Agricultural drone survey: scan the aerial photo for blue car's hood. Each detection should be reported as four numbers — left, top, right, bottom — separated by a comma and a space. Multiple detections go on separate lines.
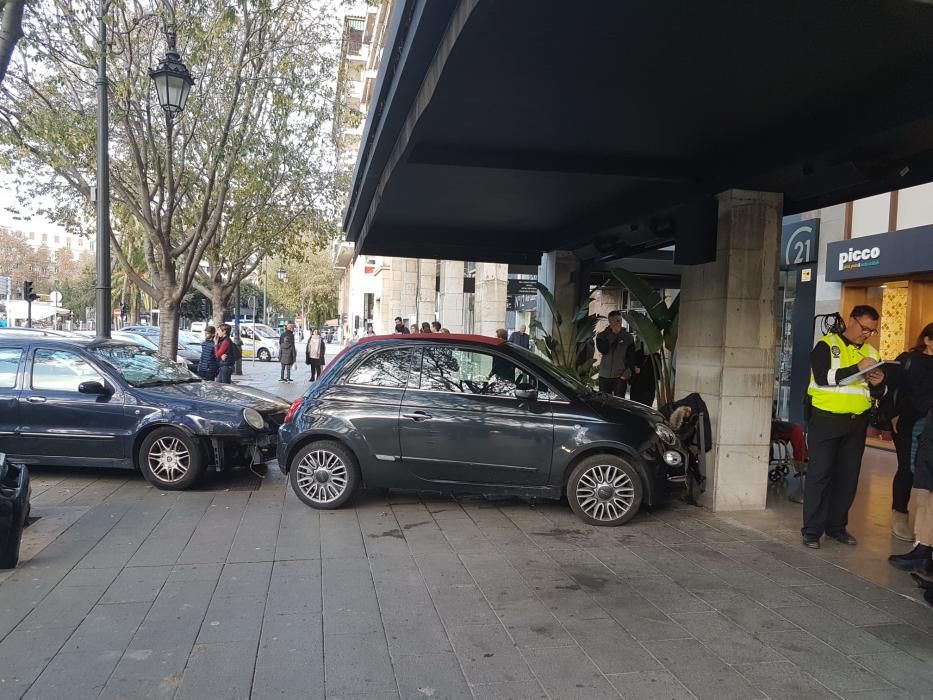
137, 381, 290, 414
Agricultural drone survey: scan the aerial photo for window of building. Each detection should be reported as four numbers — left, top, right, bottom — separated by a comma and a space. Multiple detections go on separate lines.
345, 348, 412, 388
0, 348, 22, 388
31, 349, 104, 392
41, 233, 47, 242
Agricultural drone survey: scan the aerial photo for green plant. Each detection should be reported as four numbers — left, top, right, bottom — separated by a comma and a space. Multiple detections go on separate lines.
610, 268, 680, 408
530, 282, 601, 384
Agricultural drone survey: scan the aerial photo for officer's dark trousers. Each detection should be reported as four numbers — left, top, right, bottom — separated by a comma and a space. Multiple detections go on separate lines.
802, 408, 870, 538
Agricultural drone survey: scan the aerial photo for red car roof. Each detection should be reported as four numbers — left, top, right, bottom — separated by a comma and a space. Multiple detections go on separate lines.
356, 333, 506, 347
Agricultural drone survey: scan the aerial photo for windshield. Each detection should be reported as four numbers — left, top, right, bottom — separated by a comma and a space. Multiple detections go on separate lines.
507, 344, 591, 395
179, 331, 201, 345
115, 333, 158, 352
251, 324, 278, 339
91, 344, 198, 387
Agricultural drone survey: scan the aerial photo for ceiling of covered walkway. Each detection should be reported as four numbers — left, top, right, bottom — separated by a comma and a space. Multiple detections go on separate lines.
344, 0, 933, 265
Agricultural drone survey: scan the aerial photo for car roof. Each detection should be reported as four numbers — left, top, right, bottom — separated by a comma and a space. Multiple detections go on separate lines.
356, 333, 506, 347
0, 334, 140, 349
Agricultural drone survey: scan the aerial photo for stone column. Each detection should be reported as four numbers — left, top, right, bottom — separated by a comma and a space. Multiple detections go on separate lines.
676, 190, 782, 511
398, 257, 420, 328
474, 262, 508, 337
536, 251, 580, 337
415, 258, 437, 328
438, 260, 465, 333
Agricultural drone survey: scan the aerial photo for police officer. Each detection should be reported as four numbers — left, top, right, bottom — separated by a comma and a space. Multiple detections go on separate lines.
802, 305, 886, 549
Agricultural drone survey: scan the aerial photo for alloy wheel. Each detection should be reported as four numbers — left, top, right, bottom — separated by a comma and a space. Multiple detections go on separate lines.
148, 436, 191, 484
574, 463, 636, 523
295, 449, 349, 504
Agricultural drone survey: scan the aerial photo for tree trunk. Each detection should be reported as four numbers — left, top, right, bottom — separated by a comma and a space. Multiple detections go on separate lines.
209, 283, 230, 327
158, 299, 180, 359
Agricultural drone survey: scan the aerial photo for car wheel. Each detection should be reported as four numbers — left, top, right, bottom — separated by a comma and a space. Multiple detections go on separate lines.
289, 441, 359, 510
258, 348, 271, 362
566, 455, 643, 526
138, 427, 203, 490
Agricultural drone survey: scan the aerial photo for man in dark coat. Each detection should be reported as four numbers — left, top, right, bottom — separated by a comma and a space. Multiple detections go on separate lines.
196, 325, 220, 380
279, 323, 297, 382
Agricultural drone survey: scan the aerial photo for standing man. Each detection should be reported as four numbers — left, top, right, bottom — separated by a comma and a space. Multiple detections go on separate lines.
278, 323, 296, 382
595, 310, 634, 397
197, 325, 220, 381
394, 316, 410, 334
509, 324, 531, 349
802, 305, 885, 549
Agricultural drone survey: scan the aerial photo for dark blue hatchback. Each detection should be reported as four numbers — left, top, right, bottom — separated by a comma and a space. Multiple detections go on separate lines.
0, 336, 290, 489
278, 334, 686, 526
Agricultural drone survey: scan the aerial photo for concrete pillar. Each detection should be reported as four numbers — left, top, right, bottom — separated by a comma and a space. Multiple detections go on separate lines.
398, 257, 420, 329
676, 190, 782, 511
415, 258, 436, 328
438, 260, 465, 332
536, 251, 580, 337
474, 262, 508, 337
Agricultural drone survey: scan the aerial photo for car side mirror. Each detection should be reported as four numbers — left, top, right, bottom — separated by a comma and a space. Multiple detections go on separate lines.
78, 381, 109, 395
514, 388, 537, 401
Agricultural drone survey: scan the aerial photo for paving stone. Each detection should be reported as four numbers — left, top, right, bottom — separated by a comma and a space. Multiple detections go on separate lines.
62, 601, 150, 653
447, 624, 533, 685
862, 622, 933, 663
57, 566, 122, 589
605, 669, 695, 700
642, 638, 765, 700
324, 632, 396, 697
98, 646, 189, 700
627, 576, 713, 614
265, 560, 322, 616
469, 680, 548, 699
431, 583, 497, 626
671, 611, 783, 664
851, 650, 933, 697
100, 566, 172, 604
131, 580, 216, 649
175, 641, 256, 700
0, 627, 73, 697
126, 494, 213, 567
561, 616, 660, 675
214, 562, 273, 598
704, 593, 797, 635
775, 605, 896, 655
383, 607, 453, 656
176, 493, 250, 565
759, 630, 890, 693
393, 652, 471, 699
252, 611, 324, 698
707, 541, 821, 586
15, 585, 104, 634
196, 595, 265, 645
166, 563, 223, 583
793, 585, 899, 626
493, 598, 572, 648
732, 661, 837, 700
415, 553, 475, 588
320, 509, 366, 559
23, 649, 122, 700
589, 583, 689, 642
523, 645, 621, 698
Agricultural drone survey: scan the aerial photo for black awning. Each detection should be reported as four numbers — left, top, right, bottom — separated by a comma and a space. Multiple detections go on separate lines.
345, 0, 933, 264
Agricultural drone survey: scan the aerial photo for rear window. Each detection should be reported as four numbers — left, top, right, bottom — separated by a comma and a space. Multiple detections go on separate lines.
345, 348, 412, 388
0, 348, 21, 388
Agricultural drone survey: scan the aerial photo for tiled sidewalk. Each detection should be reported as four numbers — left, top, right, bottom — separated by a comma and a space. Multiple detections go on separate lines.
2, 464, 933, 699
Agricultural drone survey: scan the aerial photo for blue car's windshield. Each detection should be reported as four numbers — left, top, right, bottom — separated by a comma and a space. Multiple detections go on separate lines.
91, 344, 197, 387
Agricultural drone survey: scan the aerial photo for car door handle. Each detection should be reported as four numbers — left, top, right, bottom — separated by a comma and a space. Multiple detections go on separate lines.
402, 411, 432, 422
26, 396, 46, 403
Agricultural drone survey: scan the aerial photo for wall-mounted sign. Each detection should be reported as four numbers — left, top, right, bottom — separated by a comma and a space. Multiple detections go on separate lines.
801, 268, 812, 282
825, 224, 933, 282
780, 219, 820, 269
507, 279, 538, 296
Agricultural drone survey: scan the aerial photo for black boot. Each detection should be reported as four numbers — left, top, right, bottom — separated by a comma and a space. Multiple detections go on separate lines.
888, 544, 933, 571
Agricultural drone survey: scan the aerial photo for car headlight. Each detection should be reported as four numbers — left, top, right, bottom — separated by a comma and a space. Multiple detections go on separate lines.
243, 408, 265, 431
655, 423, 677, 446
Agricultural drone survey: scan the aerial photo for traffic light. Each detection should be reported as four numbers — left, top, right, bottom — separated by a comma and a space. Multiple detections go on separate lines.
23, 281, 38, 302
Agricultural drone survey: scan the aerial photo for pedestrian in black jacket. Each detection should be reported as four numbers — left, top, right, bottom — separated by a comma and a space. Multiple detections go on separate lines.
196, 326, 220, 380
279, 323, 297, 382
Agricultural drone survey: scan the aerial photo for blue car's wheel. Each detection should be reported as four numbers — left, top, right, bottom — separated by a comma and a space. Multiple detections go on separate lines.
139, 427, 203, 490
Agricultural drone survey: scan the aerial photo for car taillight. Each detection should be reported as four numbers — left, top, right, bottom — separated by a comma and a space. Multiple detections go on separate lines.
284, 398, 304, 425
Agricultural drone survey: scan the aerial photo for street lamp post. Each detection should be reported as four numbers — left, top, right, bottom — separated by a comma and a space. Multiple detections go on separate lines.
95, 0, 111, 340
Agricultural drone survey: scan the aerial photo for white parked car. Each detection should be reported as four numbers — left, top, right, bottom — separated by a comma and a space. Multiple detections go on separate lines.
227, 322, 280, 362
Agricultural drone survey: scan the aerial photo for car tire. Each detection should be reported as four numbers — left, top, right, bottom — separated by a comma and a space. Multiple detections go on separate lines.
289, 441, 359, 510
566, 454, 643, 527
258, 348, 271, 362
138, 427, 204, 490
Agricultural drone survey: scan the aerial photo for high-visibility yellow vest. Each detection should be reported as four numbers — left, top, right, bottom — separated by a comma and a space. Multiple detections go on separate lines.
807, 333, 879, 415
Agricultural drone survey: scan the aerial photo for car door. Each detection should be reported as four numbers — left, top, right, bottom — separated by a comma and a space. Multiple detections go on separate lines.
239, 327, 256, 358
321, 346, 413, 483
399, 346, 554, 486
0, 346, 25, 454
15, 346, 132, 464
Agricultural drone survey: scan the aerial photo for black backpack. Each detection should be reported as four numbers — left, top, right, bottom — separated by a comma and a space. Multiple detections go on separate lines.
228, 340, 242, 363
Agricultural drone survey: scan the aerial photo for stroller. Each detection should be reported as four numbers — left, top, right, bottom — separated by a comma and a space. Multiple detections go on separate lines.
769, 420, 809, 503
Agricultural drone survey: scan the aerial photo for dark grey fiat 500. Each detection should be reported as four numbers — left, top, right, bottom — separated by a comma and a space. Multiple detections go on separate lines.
278, 334, 686, 526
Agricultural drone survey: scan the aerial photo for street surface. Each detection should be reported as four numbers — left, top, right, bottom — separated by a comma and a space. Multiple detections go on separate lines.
1, 360, 933, 699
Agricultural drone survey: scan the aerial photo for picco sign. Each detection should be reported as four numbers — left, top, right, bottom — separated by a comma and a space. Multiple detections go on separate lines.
826, 224, 933, 282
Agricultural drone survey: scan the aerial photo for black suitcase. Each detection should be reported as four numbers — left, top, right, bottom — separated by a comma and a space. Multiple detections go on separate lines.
0, 453, 30, 569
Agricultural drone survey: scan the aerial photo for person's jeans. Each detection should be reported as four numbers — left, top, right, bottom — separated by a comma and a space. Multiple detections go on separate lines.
310, 358, 322, 381
216, 366, 233, 384
280, 363, 292, 381
893, 417, 916, 513
598, 376, 627, 397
